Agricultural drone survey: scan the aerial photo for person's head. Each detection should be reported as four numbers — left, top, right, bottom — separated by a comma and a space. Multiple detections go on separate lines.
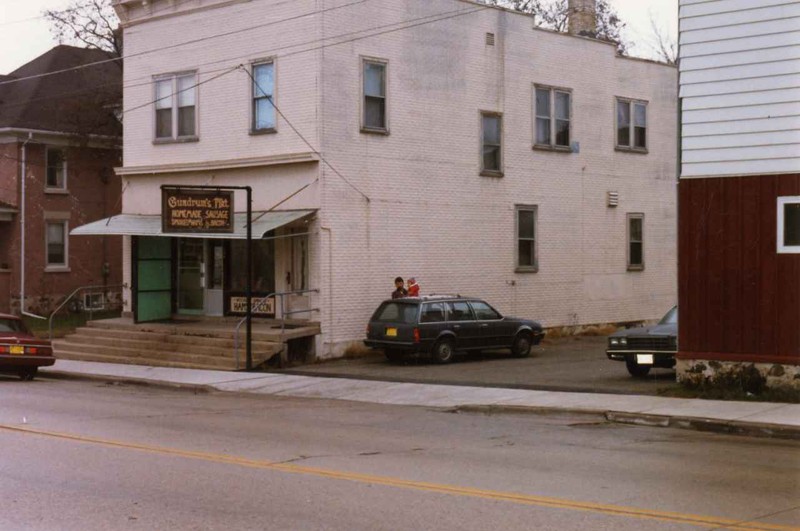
407, 277, 416, 286
394, 277, 404, 288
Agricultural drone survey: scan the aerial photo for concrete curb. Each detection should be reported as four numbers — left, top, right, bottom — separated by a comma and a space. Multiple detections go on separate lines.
40, 368, 800, 441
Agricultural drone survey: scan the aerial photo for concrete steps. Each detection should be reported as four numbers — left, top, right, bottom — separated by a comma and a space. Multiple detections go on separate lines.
53, 320, 293, 370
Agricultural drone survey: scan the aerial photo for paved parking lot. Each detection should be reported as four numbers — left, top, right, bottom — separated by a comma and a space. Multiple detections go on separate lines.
282, 336, 680, 396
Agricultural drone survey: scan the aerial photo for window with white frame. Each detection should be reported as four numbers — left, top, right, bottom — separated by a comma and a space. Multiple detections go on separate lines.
627, 213, 644, 270
778, 196, 800, 254
252, 61, 275, 132
84, 292, 105, 310
154, 73, 197, 140
616, 98, 647, 151
362, 59, 387, 132
481, 112, 502, 175
535, 86, 571, 148
516, 205, 537, 271
45, 148, 67, 190
46, 221, 67, 268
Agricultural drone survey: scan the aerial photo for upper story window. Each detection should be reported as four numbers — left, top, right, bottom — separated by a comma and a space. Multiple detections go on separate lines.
516, 205, 537, 272
362, 58, 387, 133
616, 98, 647, 152
154, 73, 197, 141
778, 197, 800, 254
252, 61, 275, 133
45, 148, 67, 191
535, 86, 571, 150
481, 112, 502, 176
627, 213, 644, 270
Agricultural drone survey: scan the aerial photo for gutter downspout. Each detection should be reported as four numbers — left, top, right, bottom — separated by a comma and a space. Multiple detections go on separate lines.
320, 225, 333, 357
20, 133, 46, 320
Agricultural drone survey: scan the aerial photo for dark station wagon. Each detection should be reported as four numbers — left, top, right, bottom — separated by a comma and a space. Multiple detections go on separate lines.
365, 296, 545, 363
0, 313, 56, 381
606, 306, 678, 377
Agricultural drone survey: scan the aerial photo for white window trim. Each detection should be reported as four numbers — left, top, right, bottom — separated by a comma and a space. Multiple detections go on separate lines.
360, 56, 389, 134
777, 196, 800, 254
250, 59, 277, 134
153, 71, 199, 143
45, 220, 69, 272
627, 212, 645, 271
515, 204, 538, 273
533, 84, 572, 151
84, 292, 105, 310
45, 147, 68, 193
480, 111, 503, 177
615, 97, 648, 153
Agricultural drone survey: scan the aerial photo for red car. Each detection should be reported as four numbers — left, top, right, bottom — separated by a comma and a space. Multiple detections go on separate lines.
0, 313, 55, 381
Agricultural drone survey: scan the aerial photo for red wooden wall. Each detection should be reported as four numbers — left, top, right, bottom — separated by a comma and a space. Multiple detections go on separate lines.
678, 173, 800, 364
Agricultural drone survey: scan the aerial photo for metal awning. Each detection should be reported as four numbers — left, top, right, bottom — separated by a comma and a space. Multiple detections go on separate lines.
70, 210, 316, 239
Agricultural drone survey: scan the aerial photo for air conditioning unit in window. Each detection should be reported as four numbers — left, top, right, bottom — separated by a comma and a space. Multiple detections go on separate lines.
84, 292, 105, 311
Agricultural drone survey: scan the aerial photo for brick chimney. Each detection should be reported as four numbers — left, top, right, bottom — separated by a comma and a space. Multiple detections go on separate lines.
568, 0, 597, 37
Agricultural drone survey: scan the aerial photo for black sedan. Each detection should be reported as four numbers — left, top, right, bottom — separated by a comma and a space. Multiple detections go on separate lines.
365, 295, 544, 363
606, 306, 678, 377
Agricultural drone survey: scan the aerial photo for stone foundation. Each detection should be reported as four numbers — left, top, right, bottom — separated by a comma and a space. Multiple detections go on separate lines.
677, 359, 800, 391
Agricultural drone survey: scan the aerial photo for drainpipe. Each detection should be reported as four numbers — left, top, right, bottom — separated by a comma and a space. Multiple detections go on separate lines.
19, 133, 46, 320
320, 225, 333, 357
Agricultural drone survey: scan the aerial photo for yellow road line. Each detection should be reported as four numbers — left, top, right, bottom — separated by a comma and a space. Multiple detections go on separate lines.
1, 423, 796, 531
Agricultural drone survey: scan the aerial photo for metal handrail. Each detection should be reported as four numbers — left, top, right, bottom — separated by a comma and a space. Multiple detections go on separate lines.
48, 284, 124, 340
233, 288, 320, 369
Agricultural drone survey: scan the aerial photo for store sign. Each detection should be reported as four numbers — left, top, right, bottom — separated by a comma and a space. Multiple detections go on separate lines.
230, 296, 275, 316
162, 188, 234, 233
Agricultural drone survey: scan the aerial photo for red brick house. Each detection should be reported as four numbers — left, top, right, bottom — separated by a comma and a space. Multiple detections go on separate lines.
0, 45, 122, 316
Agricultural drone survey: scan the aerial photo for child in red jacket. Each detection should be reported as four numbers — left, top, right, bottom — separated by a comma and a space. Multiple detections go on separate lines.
407, 277, 420, 297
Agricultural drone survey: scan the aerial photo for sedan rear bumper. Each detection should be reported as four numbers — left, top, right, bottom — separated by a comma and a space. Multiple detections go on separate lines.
0, 355, 56, 368
606, 350, 676, 367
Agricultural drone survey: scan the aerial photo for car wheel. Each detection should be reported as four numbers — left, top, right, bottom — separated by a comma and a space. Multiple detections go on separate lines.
19, 368, 37, 381
511, 332, 533, 358
626, 358, 651, 378
384, 349, 405, 363
431, 338, 455, 364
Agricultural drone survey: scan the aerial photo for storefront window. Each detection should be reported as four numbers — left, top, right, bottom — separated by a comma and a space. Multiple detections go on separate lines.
229, 238, 275, 293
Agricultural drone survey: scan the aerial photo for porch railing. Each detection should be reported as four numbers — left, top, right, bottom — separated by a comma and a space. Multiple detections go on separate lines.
233, 288, 320, 370
48, 284, 124, 341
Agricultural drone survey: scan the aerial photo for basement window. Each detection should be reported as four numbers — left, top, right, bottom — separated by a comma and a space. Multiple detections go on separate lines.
778, 196, 800, 254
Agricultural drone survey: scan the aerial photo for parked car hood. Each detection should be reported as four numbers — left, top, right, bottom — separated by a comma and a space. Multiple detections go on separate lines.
610, 323, 677, 338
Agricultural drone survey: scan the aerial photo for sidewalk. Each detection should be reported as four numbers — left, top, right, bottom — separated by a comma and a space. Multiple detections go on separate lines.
40, 360, 800, 440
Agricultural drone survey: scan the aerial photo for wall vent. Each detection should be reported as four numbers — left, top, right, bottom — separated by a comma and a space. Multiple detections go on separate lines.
486, 32, 495, 46
607, 191, 619, 208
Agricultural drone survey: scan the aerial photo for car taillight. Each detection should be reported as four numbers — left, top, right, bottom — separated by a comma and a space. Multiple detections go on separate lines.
0, 345, 7, 353
413, 328, 420, 343
26, 347, 38, 355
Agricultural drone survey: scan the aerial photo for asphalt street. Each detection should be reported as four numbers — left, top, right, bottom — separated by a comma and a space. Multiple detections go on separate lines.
1, 378, 798, 530
285, 336, 681, 395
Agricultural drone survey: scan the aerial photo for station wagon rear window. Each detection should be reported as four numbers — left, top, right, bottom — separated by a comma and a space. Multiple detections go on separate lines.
420, 302, 446, 323
0, 318, 29, 334
372, 302, 418, 324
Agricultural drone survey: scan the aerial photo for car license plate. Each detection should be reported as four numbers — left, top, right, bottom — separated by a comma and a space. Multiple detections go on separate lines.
9, 345, 24, 355
385, 328, 397, 337
637, 354, 654, 365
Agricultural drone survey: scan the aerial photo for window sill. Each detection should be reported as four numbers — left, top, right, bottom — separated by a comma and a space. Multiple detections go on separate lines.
153, 136, 199, 145
627, 265, 645, 272
615, 146, 648, 155
360, 127, 389, 136
480, 170, 504, 178
532, 144, 571, 153
249, 128, 277, 136
45, 266, 71, 273
515, 266, 539, 274
44, 188, 69, 195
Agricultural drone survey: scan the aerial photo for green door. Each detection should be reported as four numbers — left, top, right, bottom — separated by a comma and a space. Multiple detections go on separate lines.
135, 236, 173, 323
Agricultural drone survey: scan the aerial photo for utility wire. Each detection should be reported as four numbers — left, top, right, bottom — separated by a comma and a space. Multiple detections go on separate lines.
0, 0, 369, 87
0, 5, 488, 111
243, 67, 370, 203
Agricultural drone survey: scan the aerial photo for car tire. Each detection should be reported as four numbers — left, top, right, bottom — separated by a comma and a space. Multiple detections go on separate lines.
384, 349, 405, 363
626, 358, 651, 378
19, 368, 37, 381
511, 332, 533, 358
431, 338, 455, 364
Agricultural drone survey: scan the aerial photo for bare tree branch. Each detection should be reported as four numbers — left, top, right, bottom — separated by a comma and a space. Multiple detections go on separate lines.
648, 13, 678, 65
43, 0, 121, 57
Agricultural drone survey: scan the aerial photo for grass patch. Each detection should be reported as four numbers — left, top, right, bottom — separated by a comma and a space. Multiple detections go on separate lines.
23, 310, 122, 339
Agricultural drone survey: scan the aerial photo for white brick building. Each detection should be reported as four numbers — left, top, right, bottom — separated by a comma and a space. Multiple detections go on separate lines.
83, 0, 678, 358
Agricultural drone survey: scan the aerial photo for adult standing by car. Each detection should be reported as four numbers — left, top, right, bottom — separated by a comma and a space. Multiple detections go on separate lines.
391, 277, 408, 299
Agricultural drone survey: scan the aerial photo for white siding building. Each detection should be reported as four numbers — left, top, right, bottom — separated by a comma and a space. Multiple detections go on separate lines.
678, 0, 800, 384
93, 0, 677, 359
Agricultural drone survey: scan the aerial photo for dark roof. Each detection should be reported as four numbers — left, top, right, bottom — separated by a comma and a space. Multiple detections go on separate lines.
0, 45, 121, 137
